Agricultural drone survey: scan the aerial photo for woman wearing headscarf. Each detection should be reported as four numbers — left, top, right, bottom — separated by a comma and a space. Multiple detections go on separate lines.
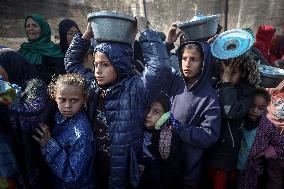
18, 13, 65, 83
58, 18, 81, 55
0, 48, 51, 189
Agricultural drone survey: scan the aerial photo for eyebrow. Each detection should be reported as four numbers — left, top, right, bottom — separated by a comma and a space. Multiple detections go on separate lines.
153, 108, 162, 112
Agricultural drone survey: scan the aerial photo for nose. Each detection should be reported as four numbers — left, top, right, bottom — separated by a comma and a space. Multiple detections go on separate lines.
184, 59, 191, 68
95, 64, 103, 74
65, 101, 71, 109
252, 107, 259, 114
146, 111, 152, 118
26, 25, 33, 31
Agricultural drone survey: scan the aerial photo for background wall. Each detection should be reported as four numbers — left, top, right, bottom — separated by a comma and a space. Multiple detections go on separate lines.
1, 0, 284, 49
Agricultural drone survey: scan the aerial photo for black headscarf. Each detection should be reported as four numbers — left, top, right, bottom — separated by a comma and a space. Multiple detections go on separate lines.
0, 48, 37, 87
59, 19, 81, 54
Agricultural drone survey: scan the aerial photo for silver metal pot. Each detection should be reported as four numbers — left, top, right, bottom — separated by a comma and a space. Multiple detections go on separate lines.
259, 65, 284, 88
87, 11, 136, 45
177, 14, 220, 41
261, 76, 283, 88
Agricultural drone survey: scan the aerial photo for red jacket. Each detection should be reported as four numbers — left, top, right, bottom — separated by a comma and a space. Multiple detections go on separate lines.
253, 25, 275, 62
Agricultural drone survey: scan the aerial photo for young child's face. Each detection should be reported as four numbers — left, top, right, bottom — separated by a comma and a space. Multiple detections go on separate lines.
230, 67, 242, 85
94, 52, 118, 86
219, 65, 242, 85
181, 48, 203, 81
145, 101, 165, 129
248, 95, 268, 121
55, 85, 86, 118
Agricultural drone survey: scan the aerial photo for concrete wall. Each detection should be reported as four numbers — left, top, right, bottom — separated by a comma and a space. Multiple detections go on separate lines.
1, 0, 283, 48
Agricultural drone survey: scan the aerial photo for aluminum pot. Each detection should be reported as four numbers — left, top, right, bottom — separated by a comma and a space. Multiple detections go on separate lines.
260, 76, 283, 88
259, 65, 284, 88
177, 14, 220, 41
87, 11, 136, 45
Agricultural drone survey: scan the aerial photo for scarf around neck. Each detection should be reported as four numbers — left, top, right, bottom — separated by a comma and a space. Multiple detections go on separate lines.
18, 14, 63, 64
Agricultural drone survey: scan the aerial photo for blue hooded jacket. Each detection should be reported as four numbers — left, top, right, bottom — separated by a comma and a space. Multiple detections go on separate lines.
64, 30, 169, 189
41, 111, 95, 189
164, 41, 221, 185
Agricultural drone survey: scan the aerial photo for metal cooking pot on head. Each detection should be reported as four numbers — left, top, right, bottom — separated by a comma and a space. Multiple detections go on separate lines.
87, 11, 137, 46
177, 14, 220, 41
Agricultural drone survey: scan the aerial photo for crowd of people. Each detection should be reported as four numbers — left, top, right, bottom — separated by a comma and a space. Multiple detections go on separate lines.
0, 12, 284, 189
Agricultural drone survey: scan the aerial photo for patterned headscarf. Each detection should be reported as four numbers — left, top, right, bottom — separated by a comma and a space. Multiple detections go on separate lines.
266, 80, 284, 128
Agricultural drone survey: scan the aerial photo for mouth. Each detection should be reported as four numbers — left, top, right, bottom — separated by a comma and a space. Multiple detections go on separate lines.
96, 77, 104, 81
249, 114, 258, 120
183, 70, 192, 74
144, 119, 152, 124
28, 32, 38, 35
63, 111, 73, 115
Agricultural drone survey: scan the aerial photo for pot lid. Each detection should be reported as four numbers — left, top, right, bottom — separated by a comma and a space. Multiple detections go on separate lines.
211, 29, 255, 60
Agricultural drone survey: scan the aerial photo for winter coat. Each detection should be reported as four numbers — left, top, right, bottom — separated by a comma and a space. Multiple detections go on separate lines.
8, 79, 50, 188
0, 132, 18, 178
164, 41, 222, 185
204, 81, 253, 171
140, 114, 183, 189
239, 114, 284, 189
64, 30, 169, 189
41, 111, 95, 189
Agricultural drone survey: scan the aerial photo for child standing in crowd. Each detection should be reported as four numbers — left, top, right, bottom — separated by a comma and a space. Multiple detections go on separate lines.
203, 53, 261, 189
164, 24, 222, 188
238, 80, 284, 189
237, 88, 270, 188
65, 17, 168, 189
33, 73, 95, 189
140, 92, 182, 189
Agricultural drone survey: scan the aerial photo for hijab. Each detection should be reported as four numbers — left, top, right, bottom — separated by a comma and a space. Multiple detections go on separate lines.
18, 14, 63, 65
59, 18, 81, 54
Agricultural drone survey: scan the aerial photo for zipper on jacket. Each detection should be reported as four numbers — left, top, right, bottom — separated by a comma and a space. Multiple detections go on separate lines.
227, 121, 235, 148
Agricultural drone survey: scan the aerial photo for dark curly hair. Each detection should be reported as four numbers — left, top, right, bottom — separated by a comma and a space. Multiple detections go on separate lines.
253, 88, 271, 104
48, 73, 88, 100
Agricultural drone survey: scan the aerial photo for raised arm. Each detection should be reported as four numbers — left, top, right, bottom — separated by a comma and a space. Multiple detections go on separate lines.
218, 60, 253, 119
137, 17, 170, 102
64, 23, 95, 86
